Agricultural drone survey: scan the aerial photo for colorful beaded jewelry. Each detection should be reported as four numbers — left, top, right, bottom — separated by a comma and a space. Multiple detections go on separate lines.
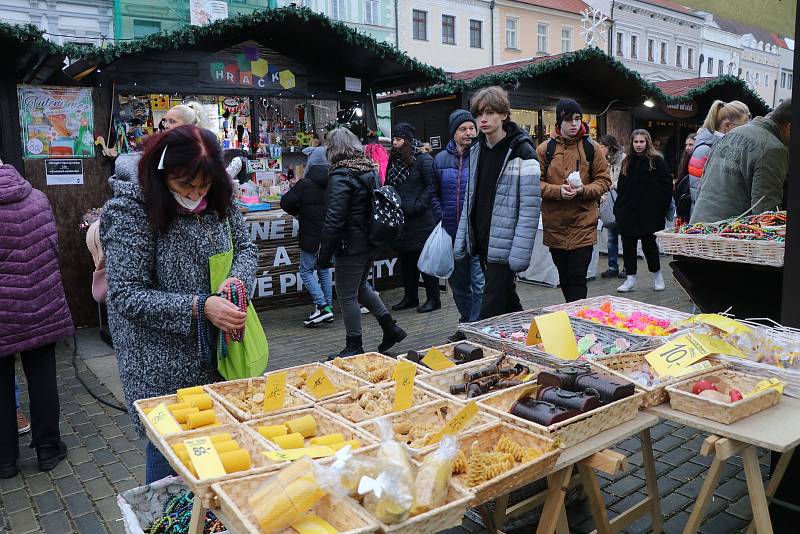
217, 279, 248, 360
196, 293, 213, 366
146, 489, 225, 534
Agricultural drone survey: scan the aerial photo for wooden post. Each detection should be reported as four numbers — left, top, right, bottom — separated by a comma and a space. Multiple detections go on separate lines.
188, 494, 206, 534
536, 466, 573, 534
640, 429, 665, 534
742, 446, 773, 534
684, 454, 725, 533
747, 448, 796, 534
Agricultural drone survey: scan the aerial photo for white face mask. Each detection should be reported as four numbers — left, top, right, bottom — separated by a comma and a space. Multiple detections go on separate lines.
171, 191, 206, 211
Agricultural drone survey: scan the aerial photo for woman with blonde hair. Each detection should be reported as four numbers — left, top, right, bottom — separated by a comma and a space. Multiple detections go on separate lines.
164, 101, 208, 130
613, 129, 672, 293
686, 100, 750, 215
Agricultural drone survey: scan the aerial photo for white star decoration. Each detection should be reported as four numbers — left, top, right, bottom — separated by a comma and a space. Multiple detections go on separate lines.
580, 7, 609, 50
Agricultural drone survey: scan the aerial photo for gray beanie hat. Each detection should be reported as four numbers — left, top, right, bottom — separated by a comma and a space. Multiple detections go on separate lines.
303, 146, 328, 167
449, 109, 476, 137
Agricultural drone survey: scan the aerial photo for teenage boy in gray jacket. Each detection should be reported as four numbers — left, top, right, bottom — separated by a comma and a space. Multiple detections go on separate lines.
454, 86, 541, 319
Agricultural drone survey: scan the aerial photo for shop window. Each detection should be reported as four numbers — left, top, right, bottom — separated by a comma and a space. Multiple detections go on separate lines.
687, 48, 693, 70
676, 45, 682, 67
506, 18, 519, 50
537, 23, 548, 54
470, 19, 482, 48
630, 35, 637, 59
660, 42, 667, 64
707, 57, 714, 74
133, 19, 161, 39
647, 39, 654, 62
442, 15, 455, 45
413, 9, 427, 41
616, 32, 623, 56
329, 0, 342, 20
561, 27, 571, 53
364, 0, 378, 25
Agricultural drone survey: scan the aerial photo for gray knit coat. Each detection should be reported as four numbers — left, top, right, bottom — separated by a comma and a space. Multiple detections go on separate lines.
100, 176, 257, 435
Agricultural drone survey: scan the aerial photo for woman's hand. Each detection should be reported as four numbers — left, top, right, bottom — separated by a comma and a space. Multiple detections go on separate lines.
204, 296, 247, 332
216, 277, 244, 297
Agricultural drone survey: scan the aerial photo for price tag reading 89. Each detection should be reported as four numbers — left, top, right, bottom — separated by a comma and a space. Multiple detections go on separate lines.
183, 436, 225, 480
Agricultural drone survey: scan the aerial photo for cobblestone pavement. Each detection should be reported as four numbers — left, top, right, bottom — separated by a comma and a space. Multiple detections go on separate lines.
1, 260, 767, 533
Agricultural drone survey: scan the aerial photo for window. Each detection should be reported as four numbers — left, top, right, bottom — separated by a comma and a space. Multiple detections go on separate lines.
506, 18, 518, 50
687, 48, 693, 70
616, 32, 623, 56
561, 27, 572, 53
329, 0, 342, 20
648, 39, 654, 62
412, 10, 427, 40
630, 35, 637, 59
765, 74, 769, 87
782, 72, 787, 88
441, 15, 455, 45
754, 72, 760, 85
133, 19, 161, 38
789, 73, 793, 86
745, 70, 751, 82
676, 45, 682, 67
660, 42, 667, 64
707, 57, 714, 74
470, 19, 482, 48
364, 0, 378, 25
719, 59, 724, 76
537, 23, 548, 54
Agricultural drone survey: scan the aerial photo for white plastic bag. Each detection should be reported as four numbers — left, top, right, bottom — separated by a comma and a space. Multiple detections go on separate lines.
417, 222, 454, 278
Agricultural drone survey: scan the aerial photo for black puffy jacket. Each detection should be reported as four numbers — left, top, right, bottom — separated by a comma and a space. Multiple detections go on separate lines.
280, 165, 329, 253
318, 166, 380, 262
614, 155, 673, 236
386, 152, 436, 252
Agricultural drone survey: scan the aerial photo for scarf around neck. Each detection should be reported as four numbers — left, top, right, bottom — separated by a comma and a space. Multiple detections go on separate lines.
330, 154, 375, 174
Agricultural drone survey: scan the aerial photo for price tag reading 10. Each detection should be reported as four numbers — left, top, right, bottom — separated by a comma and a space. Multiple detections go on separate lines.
183, 436, 225, 480
645, 334, 708, 377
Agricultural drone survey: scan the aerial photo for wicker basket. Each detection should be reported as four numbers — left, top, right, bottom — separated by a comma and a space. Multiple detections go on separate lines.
656, 229, 784, 267
205, 378, 313, 421
666, 369, 782, 424
358, 398, 498, 457
442, 422, 560, 506
134, 393, 238, 445
212, 471, 379, 534
244, 407, 378, 451
377, 479, 472, 534
416, 355, 549, 403
276, 363, 371, 402
478, 384, 644, 447
397, 342, 502, 374
320, 382, 442, 424
160, 423, 285, 507
542, 295, 692, 340
325, 352, 400, 385
590, 351, 727, 407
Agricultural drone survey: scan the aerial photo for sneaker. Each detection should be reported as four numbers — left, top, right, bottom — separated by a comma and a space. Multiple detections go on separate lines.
617, 276, 637, 293
601, 268, 619, 279
360, 306, 369, 315
323, 306, 335, 323
654, 271, 665, 291
304, 305, 334, 327
17, 411, 30, 435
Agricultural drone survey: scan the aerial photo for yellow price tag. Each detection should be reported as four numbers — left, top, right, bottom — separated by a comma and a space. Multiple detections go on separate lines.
184, 436, 225, 480
645, 333, 742, 377
261, 446, 337, 461
393, 360, 417, 412
263, 372, 287, 412
146, 403, 182, 435
305, 368, 338, 399
526, 319, 543, 346
670, 359, 714, 378
426, 401, 479, 445
421, 348, 456, 371
693, 314, 754, 335
291, 513, 339, 534
535, 311, 578, 360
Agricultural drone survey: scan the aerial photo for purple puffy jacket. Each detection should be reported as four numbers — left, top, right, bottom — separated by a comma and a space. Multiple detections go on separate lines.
0, 164, 74, 357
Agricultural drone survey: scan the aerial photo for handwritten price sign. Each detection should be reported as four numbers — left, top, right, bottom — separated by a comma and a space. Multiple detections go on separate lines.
263, 372, 287, 412
645, 333, 742, 377
146, 403, 182, 435
393, 360, 416, 412
306, 368, 337, 399
183, 436, 225, 479
426, 401, 478, 445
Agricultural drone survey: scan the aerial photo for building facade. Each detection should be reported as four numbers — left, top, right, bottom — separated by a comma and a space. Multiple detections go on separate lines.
396, 0, 492, 72
697, 12, 741, 79
775, 41, 793, 106
494, 0, 589, 65
0, 0, 113, 47
278, 0, 396, 43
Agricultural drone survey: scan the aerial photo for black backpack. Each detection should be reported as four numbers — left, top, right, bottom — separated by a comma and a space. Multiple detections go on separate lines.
356, 171, 404, 247
541, 137, 595, 178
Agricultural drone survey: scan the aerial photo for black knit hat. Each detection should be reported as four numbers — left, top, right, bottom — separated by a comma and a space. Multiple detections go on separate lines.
448, 109, 476, 137
392, 122, 415, 142
555, 98, 583, 124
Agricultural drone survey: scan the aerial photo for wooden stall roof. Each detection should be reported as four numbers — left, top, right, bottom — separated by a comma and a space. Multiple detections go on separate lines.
0, 22, 74, 84
654, 76, 771, 116
64, 6, 446, 92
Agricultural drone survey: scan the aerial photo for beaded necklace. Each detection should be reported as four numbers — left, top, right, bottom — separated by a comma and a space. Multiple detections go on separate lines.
196, 294, 213, 365
147, 490, 225, 534
217, 279, 248, 360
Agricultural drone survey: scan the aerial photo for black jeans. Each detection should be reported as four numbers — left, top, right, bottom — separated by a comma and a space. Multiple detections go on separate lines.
398, 250, 440, 303
334, 252, 389, 337
478, 260, 523, 320
0, 343, 61, 464
550, 246, 594, 302
622, 234, 660, 275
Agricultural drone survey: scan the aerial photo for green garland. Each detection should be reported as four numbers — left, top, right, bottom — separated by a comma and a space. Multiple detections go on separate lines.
0, 21, 93, 62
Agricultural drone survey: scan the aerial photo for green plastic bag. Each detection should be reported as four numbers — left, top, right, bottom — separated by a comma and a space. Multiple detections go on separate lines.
208, 223, 268, 380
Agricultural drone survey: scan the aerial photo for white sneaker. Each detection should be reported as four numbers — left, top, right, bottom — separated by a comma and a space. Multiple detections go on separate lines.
654, 271, 665, 291
304, 305, 334, 327
360, 306, 369, 314
617, 276, 637, 293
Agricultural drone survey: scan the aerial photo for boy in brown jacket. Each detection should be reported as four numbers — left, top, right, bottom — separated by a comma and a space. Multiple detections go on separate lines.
537, 99, 611, 302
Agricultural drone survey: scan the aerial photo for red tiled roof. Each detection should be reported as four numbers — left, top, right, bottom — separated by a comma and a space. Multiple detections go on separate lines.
655, 77, 717, 96
511, 0, 590, 16
451, 53, 567, 81
637, 0, 699, 17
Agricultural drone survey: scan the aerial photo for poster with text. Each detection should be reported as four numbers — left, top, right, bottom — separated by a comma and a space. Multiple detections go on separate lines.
190, 0, 228, 26
17, 86, 95, 159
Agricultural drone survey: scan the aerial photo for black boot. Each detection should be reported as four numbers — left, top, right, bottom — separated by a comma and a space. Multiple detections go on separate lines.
391, 295, 419, 311
327, 335, 364, 360
37, 441, 67, 472
0, 461, 18, 479
417, 298, 441, 313
377, 314, 407, 353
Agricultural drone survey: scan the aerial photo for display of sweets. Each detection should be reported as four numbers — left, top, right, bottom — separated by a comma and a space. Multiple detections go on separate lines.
324, 388, 432, 423
677, 211, 786, 242
479, 325, 632, 359
453, 436, 544, 487
255, 414, 362, 451
686, 322, 800, 369
329, 355, 395, 384
170, 432, 252, 479
572, 301, 675, 336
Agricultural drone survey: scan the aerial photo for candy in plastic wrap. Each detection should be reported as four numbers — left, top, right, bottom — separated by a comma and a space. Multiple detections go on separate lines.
358, 465, 415, 524
412, 435, 458, 514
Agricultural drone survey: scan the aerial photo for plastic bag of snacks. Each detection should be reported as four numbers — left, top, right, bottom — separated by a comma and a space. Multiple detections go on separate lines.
374, 417, 415, 480
412, 435, 458, 514
327, 445, 383, 498
357, 464, 415, 524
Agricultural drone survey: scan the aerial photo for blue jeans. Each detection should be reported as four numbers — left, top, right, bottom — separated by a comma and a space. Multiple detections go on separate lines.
449, 255, 485, 323
15, 380, 19, 410
607, 229, 621, 271
145, 441, 176, 484
299, 250, 332, 307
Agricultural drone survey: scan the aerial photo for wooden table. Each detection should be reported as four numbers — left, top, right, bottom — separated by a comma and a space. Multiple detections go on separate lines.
648, 396, 800, 534
480, 412, 663, 534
